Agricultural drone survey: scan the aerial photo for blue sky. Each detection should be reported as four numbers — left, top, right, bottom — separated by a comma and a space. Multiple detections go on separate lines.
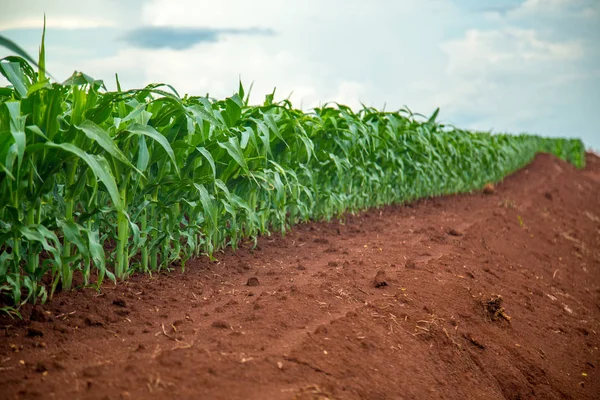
1, 0, 599, 150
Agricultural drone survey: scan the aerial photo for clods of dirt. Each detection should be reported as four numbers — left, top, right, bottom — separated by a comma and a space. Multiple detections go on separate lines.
447, 228, 463, 236
464, 333, 486, 350
26, 328, 43, 338
112, 299, 127, 308
483, 294, 512, 322
373, 270, 388, 288
237, 262, 252, 272
211, 320, 231, 329
51, 360, 66, 371
246, 277, 260, 286
483, 183, 495, 194
29, 306, 47, 322
83, 314, 105, 327
115, 309, 130, 317
35, 362, 48, 373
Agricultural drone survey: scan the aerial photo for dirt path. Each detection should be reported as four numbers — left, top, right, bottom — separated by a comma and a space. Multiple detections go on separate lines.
1, 153, 599, 400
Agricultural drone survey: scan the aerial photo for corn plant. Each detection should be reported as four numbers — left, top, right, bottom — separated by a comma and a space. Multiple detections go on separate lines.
0, 29, 586, 309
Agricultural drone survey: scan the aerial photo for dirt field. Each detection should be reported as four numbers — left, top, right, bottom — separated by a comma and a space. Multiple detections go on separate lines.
1, 153, 599, 400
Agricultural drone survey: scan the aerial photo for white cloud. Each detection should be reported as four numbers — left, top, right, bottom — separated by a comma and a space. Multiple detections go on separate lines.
442, 28, 583, 77
511, 0, 570, 14
433, 1, 598, 148
0, 17, 116, 30
124, 0, 456, 112
141, 0, 288, 29
333, 81, 368, 109
434, 48, 593, 145
508, 0, 600, 18
0, 0, 145, 30
580, 6, 598, 18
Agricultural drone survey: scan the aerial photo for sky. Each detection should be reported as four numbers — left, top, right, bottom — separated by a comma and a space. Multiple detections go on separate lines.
1, 0, 599, 150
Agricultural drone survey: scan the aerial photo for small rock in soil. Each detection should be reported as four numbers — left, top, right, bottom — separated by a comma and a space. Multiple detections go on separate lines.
373, 270, 388, 288
314, 325, 328, 334
447, 228, 463, 236
26, 328, 44, 338
464, 333, 485, 350
246, 277, 260, 286
328, 261, 338, 267
237, 262, 251, 272
297, 265, 306, 271
112, 299, 127, 308
29, 306, 47, 322
52, 360, 66, 371
34, 362, 48, 373
405, 259, 417, 269
82, 366, 103, 378
211, 320, 231, 329
84, 314, 104, 327
483, 183, 495, 194
115, 309, 130, 317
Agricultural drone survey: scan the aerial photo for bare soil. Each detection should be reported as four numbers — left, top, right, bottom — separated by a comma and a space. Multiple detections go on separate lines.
1, 153, 599, 400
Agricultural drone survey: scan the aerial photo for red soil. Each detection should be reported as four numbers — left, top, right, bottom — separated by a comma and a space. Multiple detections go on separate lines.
1, 153, 599, 400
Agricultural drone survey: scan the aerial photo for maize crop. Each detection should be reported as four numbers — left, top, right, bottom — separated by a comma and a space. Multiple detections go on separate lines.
0, 32, 586, 308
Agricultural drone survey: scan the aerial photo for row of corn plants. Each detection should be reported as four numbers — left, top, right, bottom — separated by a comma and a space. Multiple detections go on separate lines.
0, 35, 586, 309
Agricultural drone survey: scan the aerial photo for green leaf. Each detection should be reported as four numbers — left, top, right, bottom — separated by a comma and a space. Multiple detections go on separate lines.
127, 123, 180, 176
4, 101, 26, 175
19, 225, 61, 265
427, 107, 440, 126
77, 120, 133, 167
45, 142, 123, 211
62, 71, 104, 89
57, 219, 89, 258
223, 95, 242, 127
0, 62, 28, 98
196, 146, 216, 179
26, 79, 52, 97
194, 183, 217, 227
38, 15, 47, 83
238, 80, 245, 103
240, 127, 252, 149
87, 229, 112, 284
263, 113, 286, 143
136, 135, 150, 172
218, 136, 249, 173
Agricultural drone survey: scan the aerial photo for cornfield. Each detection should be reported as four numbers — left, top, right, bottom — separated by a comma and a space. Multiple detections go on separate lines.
0, 31, 585, 309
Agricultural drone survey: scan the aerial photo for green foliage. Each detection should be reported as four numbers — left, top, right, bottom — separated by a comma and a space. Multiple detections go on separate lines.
0, 32, 586, 306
